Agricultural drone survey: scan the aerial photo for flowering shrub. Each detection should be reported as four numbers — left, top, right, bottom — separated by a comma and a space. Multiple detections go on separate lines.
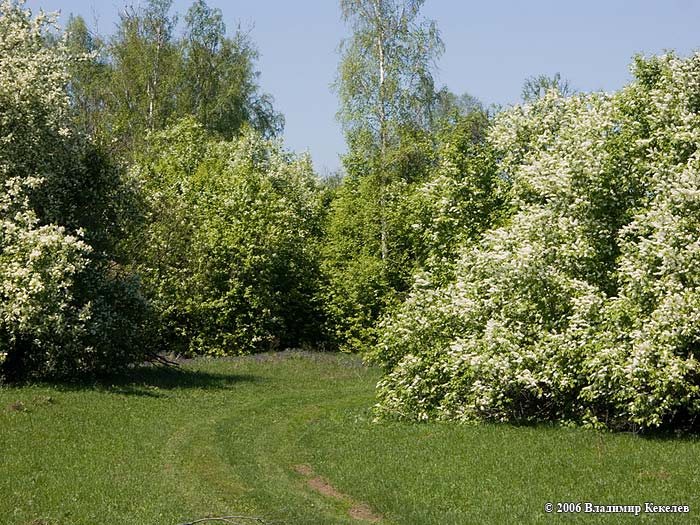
372, 53, 700, 431
0, 1, 147, 381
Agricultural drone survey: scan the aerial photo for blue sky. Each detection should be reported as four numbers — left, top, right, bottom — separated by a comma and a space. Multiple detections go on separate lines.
25, 0, 700, 174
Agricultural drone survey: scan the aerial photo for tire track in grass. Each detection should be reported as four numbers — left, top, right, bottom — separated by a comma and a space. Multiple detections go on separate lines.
212, 395, 346, 523
159, 355, 383, 524
159, 389, 346, 523
161, 402, 260, 521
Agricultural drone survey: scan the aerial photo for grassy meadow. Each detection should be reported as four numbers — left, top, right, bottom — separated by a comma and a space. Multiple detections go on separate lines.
1, 351, 699, 524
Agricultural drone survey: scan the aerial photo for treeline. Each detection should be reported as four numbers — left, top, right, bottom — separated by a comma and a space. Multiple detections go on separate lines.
66, 0, 283, 153
2, 0, 700, 432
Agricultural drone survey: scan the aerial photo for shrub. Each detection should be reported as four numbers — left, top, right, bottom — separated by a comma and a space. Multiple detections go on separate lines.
0, 1, 147, 381
321, 114, 502, 351
373, 54, 700, 431
133, 119, 325, 355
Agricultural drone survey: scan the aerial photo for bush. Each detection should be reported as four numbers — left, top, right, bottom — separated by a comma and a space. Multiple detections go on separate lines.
0, 1, 147, 381
372, 53, 700, 431
133, 119, 325, 355
321, 115, 501, 351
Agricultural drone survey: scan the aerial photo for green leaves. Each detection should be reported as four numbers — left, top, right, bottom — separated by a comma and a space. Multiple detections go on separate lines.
324, 0, 449, 351
335, 0, 443, 144
65, 0, 283, 157
0, 1, 147, 381
373, 53, 700, 432
133, 119, 325, 356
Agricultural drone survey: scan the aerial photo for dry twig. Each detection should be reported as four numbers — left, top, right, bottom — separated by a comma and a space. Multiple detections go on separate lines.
179, 516, 268, 525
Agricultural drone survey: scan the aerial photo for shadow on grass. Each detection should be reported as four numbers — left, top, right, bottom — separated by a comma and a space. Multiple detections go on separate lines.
43, 365, 261, 398
635, 425, 700, 442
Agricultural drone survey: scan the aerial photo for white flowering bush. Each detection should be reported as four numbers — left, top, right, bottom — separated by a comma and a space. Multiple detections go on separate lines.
0, 202, 92, 379
0, 1, 147, 381
134, 119, 325, 355
373, 53, 700, 431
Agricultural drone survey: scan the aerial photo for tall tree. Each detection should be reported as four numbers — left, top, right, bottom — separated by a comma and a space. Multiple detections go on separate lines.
65, 15, 110, 139
73, 0, 282, 154
323, 0, 442, 350
109, 0, 180, 154
181, 0, 283, 139
182, 0, 225, 129
521, 72, 573, 102
335, 0, 443, 260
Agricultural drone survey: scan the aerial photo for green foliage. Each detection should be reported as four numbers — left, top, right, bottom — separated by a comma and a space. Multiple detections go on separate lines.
181, 0, 283, 139
0, 1, 147, 381
372, 53, 700, 431
65, 14, 111, 139
65, 0, 283, 156
325, 0, 447, 351
321, 126, 432, 350
521, 72, 573, 102
320, 171, 394, 350
336, 0, 443, 142
322, 110, 503, 351
107, 0, 181, 153
133, 119, 324, 355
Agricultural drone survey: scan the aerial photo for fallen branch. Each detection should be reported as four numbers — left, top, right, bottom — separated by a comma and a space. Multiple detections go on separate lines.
146, 352, 181, 369
178, 516, 267, 525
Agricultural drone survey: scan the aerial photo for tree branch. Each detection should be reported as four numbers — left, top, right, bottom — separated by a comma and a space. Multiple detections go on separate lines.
178, 516, 269, 525
145, 351, 180, 368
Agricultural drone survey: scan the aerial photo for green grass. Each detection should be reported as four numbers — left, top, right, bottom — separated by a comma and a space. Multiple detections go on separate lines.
1, 351, 699, 524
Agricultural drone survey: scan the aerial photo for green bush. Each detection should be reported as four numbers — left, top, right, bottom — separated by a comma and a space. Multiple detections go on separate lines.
321, 115, 501, 351
0, 1, 147, 381
133, 119, 325, 355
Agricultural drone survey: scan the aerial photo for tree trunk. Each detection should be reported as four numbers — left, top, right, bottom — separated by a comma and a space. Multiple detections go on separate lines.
375, 0, 389, 263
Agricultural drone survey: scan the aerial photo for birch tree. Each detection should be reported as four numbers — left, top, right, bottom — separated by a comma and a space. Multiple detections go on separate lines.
109, 0, 179, 154
335, 0, 442, 260
324, 0, 443, 351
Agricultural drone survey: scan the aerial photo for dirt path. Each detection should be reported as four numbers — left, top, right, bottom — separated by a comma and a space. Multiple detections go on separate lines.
294, 464, 382, 523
